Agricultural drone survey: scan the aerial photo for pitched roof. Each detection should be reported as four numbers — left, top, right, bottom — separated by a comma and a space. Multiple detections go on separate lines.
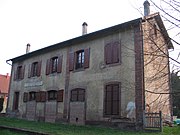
8, 17, 142, 63
0, 74, 10, 94
143, 12, 173, 49
7, 13, 173, 63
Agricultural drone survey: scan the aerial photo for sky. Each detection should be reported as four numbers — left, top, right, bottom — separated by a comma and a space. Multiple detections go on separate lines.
0, 0, 179, 75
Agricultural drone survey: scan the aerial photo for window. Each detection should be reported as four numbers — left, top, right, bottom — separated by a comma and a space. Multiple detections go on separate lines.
29, 92, 36, 101
13, 92, 19, 110
52, 57, 58, 73
17, 66, 22, 79
69, 48, 90, 71
76, 50, 84, 69
46, 55, 63, 75
48, 90, 57, 100
71, 89, 85, 102
32, 62, 38, 77
104, 83, 120, 115
14, 65, 25, 80
28, 61, 41, 77
104, 41, 120, 65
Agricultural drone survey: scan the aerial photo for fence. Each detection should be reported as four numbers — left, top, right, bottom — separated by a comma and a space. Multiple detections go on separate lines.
143, 111, 162, 132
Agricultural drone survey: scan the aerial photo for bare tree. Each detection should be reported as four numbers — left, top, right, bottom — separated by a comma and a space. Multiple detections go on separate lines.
149, 0, 180, 72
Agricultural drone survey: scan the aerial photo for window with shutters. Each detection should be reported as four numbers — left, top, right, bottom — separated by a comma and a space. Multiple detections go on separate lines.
29, 92, 36, 101
28, 61, 41, 78
104, 83, 120, 116
48, 90, 57, 100
46, 55, 62, 75
104, 41, 120, 65
14, 65, 25, 81
71, 89, 85, 102
69, 48, 90, 71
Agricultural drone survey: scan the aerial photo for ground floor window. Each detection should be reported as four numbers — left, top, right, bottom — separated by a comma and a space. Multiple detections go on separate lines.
48, 90, 57, 100
13, 92, 19, 110
71, 88, 85, 102
104, 83, 120, 115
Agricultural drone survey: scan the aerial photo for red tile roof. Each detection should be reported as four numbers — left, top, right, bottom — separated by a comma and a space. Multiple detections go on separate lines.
0, 74, 10, 94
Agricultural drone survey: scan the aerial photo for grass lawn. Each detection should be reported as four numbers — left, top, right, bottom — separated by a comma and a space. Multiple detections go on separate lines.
0, 117, 179, 135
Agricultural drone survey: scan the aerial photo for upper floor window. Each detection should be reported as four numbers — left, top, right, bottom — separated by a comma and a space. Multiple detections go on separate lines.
71, 88, 85, 102
52, 57, 58, 73
28, 61, 41, 78
14, 65, 25, 80
104, 41, 120, 65
76, 50, 84, 69
69, 48, 90, 71
46, 55, 63, 75
32, 62, 38, 77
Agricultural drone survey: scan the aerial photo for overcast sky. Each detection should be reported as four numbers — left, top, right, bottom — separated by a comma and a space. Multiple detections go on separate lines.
0, 0, 179, 75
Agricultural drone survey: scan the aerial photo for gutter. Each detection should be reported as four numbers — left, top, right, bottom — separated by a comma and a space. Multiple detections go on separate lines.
6, 59, 12, 66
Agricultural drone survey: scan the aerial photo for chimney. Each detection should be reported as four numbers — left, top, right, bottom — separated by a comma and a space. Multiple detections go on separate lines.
82, 22, 88, 35
26, 43, 30, 54
144, 0, 150, 16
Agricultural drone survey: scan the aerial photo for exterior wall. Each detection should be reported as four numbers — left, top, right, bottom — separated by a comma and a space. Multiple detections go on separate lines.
142, 17, 172, 121
7, 28, 137, 124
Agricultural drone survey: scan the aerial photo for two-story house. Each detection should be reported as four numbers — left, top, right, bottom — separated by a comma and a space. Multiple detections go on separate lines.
6, 1, 173, 130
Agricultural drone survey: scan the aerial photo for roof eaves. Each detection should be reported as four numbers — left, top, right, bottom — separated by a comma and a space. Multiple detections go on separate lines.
9, 18, 142, 63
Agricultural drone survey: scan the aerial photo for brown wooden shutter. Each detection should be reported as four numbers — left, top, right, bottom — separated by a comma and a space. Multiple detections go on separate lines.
37, 61, 42, 77
21, 65, 25, 79
57, 89, 64, 102
36, 92, 41, 102
28, 64, 31, 78
69, 52, 74, 71
46, 59, 50, 75
105, 43, 112, 64
23, 92, 28, 102
40, 91, 46, 102
84, 48, 90, 69
13, 67, 17, 81
112, 42, 119, 63
49, 59, 53, 74
57, 55, 63, 73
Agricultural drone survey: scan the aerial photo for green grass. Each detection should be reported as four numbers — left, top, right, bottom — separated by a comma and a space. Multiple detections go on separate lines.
0, 117, 179, 135
0, 129, 27, 135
